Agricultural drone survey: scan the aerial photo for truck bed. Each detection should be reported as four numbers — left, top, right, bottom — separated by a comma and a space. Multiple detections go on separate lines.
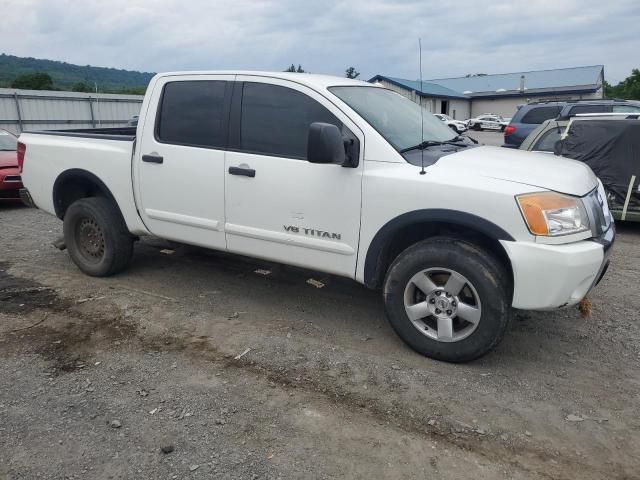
19, 126, 145, 234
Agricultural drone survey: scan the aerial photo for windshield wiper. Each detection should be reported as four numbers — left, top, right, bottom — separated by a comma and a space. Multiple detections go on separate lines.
400, 138, 468, 153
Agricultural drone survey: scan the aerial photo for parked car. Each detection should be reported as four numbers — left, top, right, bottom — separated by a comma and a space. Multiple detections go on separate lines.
467, 114, 507, 131
19, 71, 614, 362
520, 113, 640, 222
0, 129, 22, 199
504, 99, 640, 148
433, 114, 468, 134
126, 115, 139, 127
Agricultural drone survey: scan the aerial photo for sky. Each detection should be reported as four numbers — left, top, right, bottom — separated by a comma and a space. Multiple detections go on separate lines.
1, 0, 639, 84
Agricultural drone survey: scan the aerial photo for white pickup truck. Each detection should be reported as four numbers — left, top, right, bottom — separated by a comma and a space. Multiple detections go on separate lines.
18, 71, 614, 362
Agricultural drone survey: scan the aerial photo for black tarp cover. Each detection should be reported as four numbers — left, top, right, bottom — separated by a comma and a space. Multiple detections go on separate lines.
555, 119, 640, 206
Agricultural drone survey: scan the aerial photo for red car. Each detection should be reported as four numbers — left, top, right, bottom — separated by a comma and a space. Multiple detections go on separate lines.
0, 129, 22, 199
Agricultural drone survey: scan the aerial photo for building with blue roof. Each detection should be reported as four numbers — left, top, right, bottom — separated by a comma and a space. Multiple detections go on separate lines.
370, 65, 604, 120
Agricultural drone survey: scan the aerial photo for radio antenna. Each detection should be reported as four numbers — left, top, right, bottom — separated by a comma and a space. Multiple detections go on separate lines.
418, 38, 426, 175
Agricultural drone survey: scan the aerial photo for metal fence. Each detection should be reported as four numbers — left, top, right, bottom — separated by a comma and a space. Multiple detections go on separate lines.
0, 88, 144, 134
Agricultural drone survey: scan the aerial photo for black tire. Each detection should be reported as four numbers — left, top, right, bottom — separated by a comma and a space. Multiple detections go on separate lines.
383, 237, 511, 362
63, 197, 134, 277
472, 123, 482, 131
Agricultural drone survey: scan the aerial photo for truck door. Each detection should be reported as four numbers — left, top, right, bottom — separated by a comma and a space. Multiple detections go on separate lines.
224, 78, 364, 277
135, 75, 232, 249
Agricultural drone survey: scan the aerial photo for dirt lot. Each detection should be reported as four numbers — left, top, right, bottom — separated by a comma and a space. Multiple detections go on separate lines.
1, 204, 639, 480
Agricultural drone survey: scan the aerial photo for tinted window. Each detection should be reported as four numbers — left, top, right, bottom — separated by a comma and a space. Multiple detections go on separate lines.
612, 104, 640, 113
520, 106, 562, 124
568, 104, 607, 115
240, 83, 342, 159
157, 81, 227, 148
533, 129, 562, 152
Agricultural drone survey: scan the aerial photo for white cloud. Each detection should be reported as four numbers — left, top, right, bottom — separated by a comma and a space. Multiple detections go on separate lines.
1, 0, 638, 82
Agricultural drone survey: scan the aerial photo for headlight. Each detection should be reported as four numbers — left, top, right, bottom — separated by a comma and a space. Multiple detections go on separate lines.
516, 192, 590, 236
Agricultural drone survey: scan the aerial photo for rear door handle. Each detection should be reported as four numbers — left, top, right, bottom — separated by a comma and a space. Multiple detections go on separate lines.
142, 154, 164, 164
228, 166, 256, 178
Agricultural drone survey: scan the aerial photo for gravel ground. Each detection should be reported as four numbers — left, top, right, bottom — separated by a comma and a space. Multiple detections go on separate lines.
1, 203, 639, 480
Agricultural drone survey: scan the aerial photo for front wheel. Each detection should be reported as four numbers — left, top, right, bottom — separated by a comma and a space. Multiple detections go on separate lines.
383, 237, 511, 362
472, 123, 482, 131
63, 197, 134, 277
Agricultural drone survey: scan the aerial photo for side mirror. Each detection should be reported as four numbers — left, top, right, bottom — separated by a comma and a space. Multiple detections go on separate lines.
553, 139, 564, 156
307, 122, 346, 165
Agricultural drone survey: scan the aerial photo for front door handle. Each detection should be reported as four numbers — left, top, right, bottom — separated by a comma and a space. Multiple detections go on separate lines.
228, 166, 256, 178
142, 154, 164, 164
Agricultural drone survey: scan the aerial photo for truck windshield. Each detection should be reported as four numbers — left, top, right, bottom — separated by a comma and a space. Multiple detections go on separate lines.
329, 86, 457, 152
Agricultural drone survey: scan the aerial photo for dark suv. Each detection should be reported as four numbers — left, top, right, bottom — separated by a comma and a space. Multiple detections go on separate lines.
503, 99, 640, 148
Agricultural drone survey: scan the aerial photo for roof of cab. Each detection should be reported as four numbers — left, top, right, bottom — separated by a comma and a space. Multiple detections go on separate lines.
154, 71, 373, 89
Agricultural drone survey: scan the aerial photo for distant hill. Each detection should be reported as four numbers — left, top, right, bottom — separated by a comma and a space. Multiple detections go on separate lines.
0, 53, 155, 93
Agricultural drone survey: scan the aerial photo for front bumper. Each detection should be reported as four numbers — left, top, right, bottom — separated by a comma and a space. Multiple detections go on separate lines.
501, 226, 614, 310
19, 188, 36, 208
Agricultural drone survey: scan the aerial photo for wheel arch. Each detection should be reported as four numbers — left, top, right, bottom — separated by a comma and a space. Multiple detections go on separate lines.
363, 209, 515, 290
53, 169, 121, 220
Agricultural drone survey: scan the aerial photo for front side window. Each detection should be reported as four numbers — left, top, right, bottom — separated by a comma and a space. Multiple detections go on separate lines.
156, 80, 228, 148
240, 82, 342, 159
330, 86, 456, 151
612, 104, 640, 113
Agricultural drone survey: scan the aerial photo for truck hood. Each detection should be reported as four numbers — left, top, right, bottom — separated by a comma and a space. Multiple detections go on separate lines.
436, 145, 597, 196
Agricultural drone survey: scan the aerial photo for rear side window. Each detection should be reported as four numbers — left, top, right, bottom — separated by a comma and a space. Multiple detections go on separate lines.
157, 81, 228, 148
533, 129, 562, 152
568, 105, 608, 115
240, 82, 342, 159
520, 106, 562, 124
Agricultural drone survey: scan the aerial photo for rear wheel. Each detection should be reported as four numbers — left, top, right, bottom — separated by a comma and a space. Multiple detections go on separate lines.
63, 197, 133, 276
383, 237, 511, 362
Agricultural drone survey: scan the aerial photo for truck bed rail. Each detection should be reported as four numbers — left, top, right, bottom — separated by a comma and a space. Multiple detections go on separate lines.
23, 127, 136, 141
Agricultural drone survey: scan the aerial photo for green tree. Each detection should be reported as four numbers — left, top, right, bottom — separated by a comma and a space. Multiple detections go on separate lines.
71, 81, 92, 92
115, 86, 147, 95
0, 53, 153, 92
345, 67, 360, 79
284, 64, 305, 73
11, 72, 53, 90
605, 69, 640, 100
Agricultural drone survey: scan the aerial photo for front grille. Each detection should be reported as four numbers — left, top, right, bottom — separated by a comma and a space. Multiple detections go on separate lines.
3, 175, 21, 182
